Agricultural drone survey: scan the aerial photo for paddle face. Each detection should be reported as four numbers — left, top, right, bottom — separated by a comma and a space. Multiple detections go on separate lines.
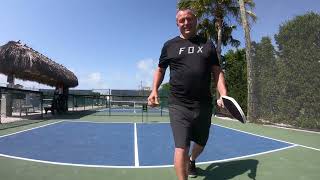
221, 96, 246, 123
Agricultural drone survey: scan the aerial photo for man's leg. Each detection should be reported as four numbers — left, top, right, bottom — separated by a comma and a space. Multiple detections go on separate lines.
169, 105, 193, 180
174, 147, 190, 180
187, 143, 204, 178
190, 143, 204, 161
188, 104, 213, 177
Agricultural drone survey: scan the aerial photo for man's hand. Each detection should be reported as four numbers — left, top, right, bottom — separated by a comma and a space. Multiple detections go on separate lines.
217, 97, 224, 108
148, 91, 160, 107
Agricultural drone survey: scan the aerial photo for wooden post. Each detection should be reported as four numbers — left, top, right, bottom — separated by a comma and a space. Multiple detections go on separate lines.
6, 74, 14, 116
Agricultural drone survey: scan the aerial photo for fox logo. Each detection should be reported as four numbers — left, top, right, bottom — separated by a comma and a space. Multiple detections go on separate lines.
178, 46, 203, 55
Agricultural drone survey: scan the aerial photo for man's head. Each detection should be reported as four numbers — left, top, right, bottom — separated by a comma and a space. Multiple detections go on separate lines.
176, 9, 197, 39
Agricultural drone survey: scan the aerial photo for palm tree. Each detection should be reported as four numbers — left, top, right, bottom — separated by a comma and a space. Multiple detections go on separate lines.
197, 18, 241, 48
178, 0, 256, 63
239, 0, 256, 121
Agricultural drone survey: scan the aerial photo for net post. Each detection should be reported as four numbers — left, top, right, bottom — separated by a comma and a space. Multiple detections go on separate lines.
142, 103, 148, 123
72, 95, 75, 111
75, 95, 78, 111
108, 95, 111, 116
92, 97, 94, 109
19, 99, 22, 117
84, 97, 86, 111
40, 92, 43, 119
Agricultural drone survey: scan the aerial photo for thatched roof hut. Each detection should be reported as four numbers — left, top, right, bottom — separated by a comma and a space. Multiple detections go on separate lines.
0, 41, 78, 88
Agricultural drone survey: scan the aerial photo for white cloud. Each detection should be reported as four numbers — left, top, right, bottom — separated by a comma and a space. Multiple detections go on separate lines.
15, 79, 51, 89
135, 58, 157, 88
0, 69, 107, 90
0, 72, 107, 90
88, 72, 102, 83
137, 59, 153, 71
77, 72, 108, 89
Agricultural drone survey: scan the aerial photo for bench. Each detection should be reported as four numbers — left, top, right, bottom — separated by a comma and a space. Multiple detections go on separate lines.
44, 106, 55, 114
43, 99, 55, 114
20, 105, 34, 116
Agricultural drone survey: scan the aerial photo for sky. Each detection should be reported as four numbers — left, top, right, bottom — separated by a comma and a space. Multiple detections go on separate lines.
0, 0, 319, 90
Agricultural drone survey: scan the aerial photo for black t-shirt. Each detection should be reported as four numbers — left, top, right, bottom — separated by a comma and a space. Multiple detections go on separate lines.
158, 35, 220, 107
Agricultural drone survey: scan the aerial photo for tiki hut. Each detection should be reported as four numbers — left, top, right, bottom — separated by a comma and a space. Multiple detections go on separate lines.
0, 40, 78, 88
0, 41, 78, 116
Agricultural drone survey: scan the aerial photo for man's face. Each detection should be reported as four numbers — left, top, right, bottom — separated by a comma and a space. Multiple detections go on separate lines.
176, 10, 197, 39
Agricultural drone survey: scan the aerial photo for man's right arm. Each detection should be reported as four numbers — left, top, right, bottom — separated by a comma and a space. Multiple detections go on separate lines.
148, 67, 166, 107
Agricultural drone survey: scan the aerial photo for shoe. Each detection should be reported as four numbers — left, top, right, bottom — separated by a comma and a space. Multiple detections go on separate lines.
188, 159, 197, 178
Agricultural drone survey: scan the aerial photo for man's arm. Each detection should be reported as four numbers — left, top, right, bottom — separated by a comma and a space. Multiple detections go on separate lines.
148, 67, 166, 107
212, 65, 227, 107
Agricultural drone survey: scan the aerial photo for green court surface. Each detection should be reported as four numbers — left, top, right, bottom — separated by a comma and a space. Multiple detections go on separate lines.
0, 115, 319, 180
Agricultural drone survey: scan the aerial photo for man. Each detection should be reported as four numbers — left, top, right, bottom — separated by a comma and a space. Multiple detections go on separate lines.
148, 9, 227, 180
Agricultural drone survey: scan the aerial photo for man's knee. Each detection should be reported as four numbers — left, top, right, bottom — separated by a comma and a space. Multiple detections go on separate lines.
174, 147, 189, 157
193, 142, 205, 150
175, 147, 188, 153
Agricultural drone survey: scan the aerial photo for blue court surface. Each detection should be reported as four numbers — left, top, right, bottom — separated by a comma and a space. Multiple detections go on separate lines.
0, 121, 295, 167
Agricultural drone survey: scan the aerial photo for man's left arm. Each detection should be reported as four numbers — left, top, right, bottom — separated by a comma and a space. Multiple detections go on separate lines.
212, 65, 227, 106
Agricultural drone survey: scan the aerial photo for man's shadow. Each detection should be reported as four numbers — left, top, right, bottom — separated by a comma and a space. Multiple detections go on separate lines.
197, 159, 259, 180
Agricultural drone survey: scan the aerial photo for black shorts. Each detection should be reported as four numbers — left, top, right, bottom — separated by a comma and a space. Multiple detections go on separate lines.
169, 104, 213, 148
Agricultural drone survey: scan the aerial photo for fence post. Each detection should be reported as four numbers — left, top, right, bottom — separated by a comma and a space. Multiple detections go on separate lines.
0, 89, 2, 124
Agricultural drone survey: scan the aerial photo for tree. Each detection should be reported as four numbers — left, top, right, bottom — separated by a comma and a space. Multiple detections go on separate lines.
159, 82, 170, 107
251, 37, 277, 120
274, 12, 320, 128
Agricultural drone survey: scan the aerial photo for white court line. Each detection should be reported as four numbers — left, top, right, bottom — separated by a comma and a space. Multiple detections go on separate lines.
62, 120, 135, 124
214, 115, 238, 122
215, 124, 320, 152
0, 144, 297, 169
62, 120, 170, 124
0, 120, 64, 139
263, 124, 320, 134
196, 144, 297, 166
215, 115, 320, 134
0, 153, 136, 168
134, 123, 139, 167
